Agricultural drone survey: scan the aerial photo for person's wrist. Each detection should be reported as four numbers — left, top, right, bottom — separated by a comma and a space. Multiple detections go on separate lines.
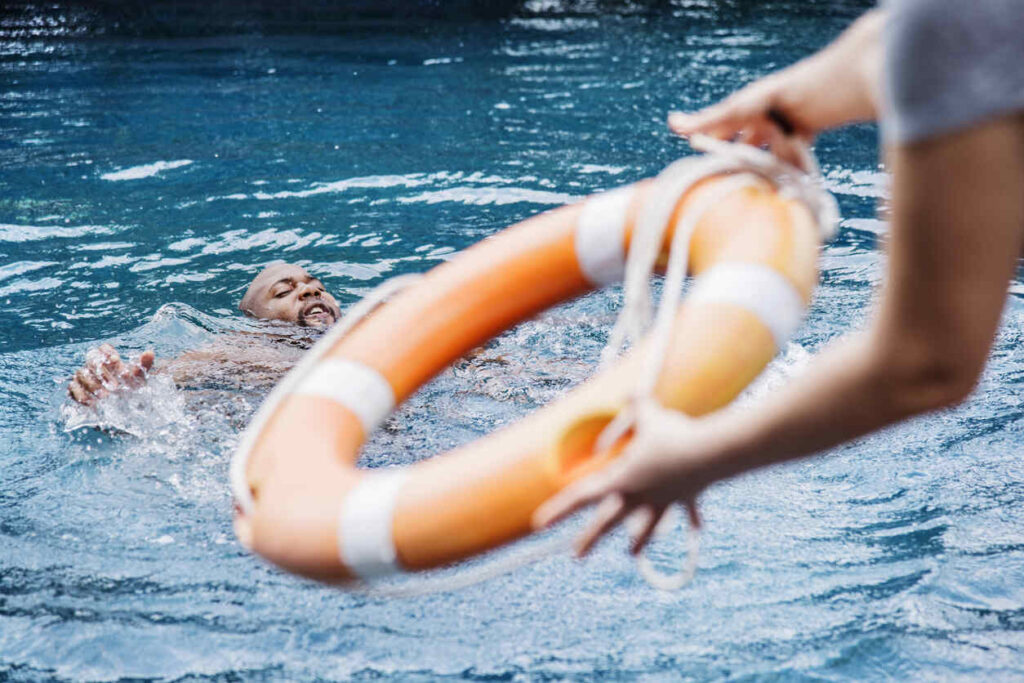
656, 415, 733, 492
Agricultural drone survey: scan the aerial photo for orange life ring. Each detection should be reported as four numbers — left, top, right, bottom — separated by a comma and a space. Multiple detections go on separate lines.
231, 166, 821, 584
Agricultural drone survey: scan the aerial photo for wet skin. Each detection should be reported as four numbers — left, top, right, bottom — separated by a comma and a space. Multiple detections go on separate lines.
68, 263, 341, 406
238, 263, 341, 328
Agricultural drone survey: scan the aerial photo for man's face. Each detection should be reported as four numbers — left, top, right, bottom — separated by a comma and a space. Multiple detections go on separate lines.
239, 263, 341, 327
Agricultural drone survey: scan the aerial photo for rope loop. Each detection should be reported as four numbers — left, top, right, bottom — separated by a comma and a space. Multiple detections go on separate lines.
598, 136, 836, 591
630, 505, 702, 592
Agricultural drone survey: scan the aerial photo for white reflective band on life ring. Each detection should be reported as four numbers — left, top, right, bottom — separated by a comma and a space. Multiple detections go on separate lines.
292, 358, 395, 435
687, 262, 805, 350
574, 185, 632, 286
339, 469, 409, 579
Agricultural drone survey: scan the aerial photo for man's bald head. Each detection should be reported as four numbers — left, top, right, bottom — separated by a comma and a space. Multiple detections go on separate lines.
239, 262, 341, 327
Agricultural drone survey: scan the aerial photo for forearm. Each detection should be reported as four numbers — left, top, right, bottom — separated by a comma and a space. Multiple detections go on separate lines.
696, 327, 962, 487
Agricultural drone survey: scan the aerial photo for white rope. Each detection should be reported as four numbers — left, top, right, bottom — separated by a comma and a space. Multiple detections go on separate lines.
351, 533, 574, 599
231, 137, 836, 598
597, 135, 838, 592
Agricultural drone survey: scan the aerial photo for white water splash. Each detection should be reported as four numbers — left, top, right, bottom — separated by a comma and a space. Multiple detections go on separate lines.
60, 372, 188, 437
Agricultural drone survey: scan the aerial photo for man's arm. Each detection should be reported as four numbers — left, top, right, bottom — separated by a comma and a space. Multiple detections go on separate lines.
67, 334, 309, 407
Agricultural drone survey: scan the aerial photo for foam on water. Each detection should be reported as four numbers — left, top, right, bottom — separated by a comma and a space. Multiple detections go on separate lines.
100, 160, 193, 182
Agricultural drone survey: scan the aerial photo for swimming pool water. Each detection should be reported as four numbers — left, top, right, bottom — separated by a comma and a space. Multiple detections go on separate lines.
5, 1, 1024, 679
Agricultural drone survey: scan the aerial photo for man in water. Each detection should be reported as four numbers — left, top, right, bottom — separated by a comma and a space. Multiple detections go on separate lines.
67, 262, 341, 405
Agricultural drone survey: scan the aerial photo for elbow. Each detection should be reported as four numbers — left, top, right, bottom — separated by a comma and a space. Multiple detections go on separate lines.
870, 347, 981, 419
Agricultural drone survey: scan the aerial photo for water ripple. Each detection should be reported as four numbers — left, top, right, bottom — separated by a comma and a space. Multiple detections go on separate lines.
6, 1, 1024, 680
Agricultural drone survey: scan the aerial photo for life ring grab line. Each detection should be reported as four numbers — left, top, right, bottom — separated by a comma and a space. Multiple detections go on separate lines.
232, 139, 834, 589
233, 186, 812, 577
332, 224, 808, 583
591, 142, 825, 591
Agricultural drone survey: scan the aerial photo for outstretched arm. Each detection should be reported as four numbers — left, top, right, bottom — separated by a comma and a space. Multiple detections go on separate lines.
536, 112, 1024, 556
67, 334, 310, 407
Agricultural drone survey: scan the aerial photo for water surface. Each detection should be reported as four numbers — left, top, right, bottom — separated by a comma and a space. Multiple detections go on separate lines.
5, 1, 1024, 680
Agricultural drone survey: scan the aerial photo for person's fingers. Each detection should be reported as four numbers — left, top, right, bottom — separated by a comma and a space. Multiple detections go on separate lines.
668, 104, 742, 139
735, 124, 772, 149
532, 473, 611, 530
98, 343, 122, 366
667, 111, 698, 135
75, 367, 103, 394
85, 347, 117, 387
766, 125, 808, 171
575, 493, 632, 557
98, 353, 125, 388
748, 122, 777, 149
68, 379, 94, 405
119, 350, 154, 388
686, 499, 702, 529
87, 344, 112, 368
629, 504, 668, 556
735, 128, 755, 146
105, 347, 124, 369
122, 363, 144, 388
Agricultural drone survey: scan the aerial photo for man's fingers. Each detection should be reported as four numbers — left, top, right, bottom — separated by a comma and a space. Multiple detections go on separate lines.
575, 493, 631, 557
668, 111, 697, 135
75, 367, 103, 393
70, 344, 152, 405
629, 504, 668, 556
97, 356, 123, 387
68, 379, 94, 405
121, 363, 144, 388
121, 351, 154, 388
85, 346, 120, 389
740, 123, 775, 149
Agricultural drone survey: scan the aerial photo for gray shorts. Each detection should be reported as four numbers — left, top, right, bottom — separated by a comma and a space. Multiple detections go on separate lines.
882, 0, 1024, 144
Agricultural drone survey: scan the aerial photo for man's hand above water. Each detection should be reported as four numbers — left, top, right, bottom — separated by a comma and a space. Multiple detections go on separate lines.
67, 343, 155, 406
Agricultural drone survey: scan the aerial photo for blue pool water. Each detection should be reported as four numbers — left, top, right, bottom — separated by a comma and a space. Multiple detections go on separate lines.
5, 1, 1024, 679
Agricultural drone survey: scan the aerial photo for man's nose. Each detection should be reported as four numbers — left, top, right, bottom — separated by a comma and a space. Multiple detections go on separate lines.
298, 283, 321, 299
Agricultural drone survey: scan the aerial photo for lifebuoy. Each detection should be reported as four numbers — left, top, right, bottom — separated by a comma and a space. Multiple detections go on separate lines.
231, 149, 827, 585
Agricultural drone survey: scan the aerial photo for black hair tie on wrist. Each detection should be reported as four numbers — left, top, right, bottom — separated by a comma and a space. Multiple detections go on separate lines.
767, 107, 796, 136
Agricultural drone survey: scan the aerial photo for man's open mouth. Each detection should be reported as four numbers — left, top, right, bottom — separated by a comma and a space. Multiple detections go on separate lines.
300, 302, 336, 326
